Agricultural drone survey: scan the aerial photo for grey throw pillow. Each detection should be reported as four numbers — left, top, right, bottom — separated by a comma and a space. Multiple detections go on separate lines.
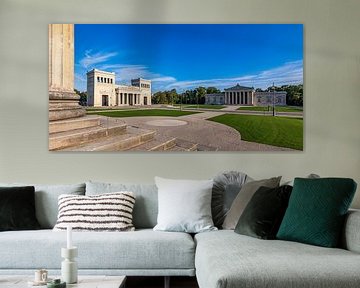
153, 177, 217, 233
86, 181, 158, 229
222, 176, 281, 230
212, 171, 251, 228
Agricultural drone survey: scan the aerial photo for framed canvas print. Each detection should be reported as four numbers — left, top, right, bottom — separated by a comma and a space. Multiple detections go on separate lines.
48, 24, 303, 152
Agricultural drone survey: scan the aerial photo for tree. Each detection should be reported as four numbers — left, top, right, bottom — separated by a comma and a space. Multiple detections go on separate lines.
74, 89, 87, 106
167, 89, 178, 105
264, 84, 303, 106
206, 87, 220, 94
195, 86, 207, 104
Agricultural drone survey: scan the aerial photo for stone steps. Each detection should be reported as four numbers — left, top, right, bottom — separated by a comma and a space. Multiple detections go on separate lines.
60, 126, 156, 151
49, 116, 101, 134
130, 134, 177, 151
166, 146, 189, 152
49, 115, 204, 152
49, 123, 127, 151
174, 139, 198, 151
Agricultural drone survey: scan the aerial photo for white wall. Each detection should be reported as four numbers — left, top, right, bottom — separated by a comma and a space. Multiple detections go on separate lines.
0, 0, 359, 208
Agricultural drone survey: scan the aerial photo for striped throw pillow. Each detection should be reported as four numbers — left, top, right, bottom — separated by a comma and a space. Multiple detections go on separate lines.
53, 192, 136, 231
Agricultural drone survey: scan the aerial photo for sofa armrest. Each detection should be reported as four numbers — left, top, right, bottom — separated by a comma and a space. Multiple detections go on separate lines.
342, 209, 360, 253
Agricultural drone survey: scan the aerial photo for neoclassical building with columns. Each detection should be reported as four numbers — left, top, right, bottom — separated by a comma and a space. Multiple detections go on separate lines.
205, 84, 287, 106
87, 69, 152, 107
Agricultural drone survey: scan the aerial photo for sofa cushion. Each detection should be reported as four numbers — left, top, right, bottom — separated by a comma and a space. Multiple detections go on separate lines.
222, 176, 281, 229
0, 186, 40, 231
342, 209, 360, 253
0, 229, 195, 271
53, 192, 136, 232
195, 230, 360, 288
212, 171, 250, 228
0, 183, 85, 229
234, 185, 292, 239
277, 178, 357, 248
86, 181, 158, 229
153, 177, 216, 233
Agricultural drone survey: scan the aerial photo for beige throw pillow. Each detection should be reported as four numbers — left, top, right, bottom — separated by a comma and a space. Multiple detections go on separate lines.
222, 176, 281, 230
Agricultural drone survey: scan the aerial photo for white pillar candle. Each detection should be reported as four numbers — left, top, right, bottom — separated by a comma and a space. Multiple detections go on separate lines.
67, 225, 72, 249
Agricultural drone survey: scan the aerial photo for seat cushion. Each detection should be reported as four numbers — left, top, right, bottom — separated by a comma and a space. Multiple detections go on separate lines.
0, 229, 195, 271
195, 230, 360, 288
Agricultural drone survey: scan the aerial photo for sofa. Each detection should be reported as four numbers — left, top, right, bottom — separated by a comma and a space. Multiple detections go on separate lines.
0, 180, 360, 288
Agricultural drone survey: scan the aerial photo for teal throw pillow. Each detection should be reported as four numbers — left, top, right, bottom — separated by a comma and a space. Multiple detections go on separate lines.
277, 178, 357, 247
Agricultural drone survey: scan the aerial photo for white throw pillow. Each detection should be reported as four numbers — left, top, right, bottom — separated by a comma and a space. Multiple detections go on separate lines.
53, 192, 135, 232
153, 177, 217, 233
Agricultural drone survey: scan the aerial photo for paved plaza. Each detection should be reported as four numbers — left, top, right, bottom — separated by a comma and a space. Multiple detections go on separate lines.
120, 110, 294, 151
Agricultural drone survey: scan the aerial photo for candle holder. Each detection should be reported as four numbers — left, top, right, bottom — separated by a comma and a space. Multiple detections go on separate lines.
61, 247, 78, 284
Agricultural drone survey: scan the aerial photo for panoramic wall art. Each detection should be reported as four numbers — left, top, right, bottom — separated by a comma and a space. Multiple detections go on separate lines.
48, 24, 303, 152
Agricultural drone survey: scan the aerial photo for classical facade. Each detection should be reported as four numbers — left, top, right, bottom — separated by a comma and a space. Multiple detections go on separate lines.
87, 69, 151, 107
205, 84, 287, 106
224, 84, 254, 105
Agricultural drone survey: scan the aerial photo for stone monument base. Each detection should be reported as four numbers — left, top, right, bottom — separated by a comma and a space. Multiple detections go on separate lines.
49, 91, 86, 121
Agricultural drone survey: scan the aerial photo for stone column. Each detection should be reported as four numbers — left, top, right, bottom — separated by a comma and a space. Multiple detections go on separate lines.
49, 24, 85, 121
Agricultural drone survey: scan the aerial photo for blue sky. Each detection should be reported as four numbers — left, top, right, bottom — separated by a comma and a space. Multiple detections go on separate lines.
74, 24, 303, 92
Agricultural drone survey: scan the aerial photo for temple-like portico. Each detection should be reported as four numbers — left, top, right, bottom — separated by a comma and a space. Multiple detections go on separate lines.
205, 83, 287, 106
224, 84, 253, 105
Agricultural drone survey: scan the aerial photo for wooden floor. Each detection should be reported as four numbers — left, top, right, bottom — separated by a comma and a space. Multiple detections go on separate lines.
126, 276, 199, 288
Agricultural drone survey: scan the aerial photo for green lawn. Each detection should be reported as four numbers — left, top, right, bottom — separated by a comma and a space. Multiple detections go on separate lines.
237, 106, 303, 112
209, 114, 303, 150
88, 109, 199, 118
183, 104, 226, 109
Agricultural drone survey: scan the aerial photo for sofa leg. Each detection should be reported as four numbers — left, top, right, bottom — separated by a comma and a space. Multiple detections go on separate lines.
164, 276, 170, 288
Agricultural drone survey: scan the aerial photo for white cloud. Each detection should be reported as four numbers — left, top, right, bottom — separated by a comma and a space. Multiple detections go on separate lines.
151, 76, 177, 82
163, 60, 303, 91
96, 63, 177, 86
79, 50, 118, 69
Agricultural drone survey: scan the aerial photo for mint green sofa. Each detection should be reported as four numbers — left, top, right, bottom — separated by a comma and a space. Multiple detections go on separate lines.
0, 181, 359, 288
